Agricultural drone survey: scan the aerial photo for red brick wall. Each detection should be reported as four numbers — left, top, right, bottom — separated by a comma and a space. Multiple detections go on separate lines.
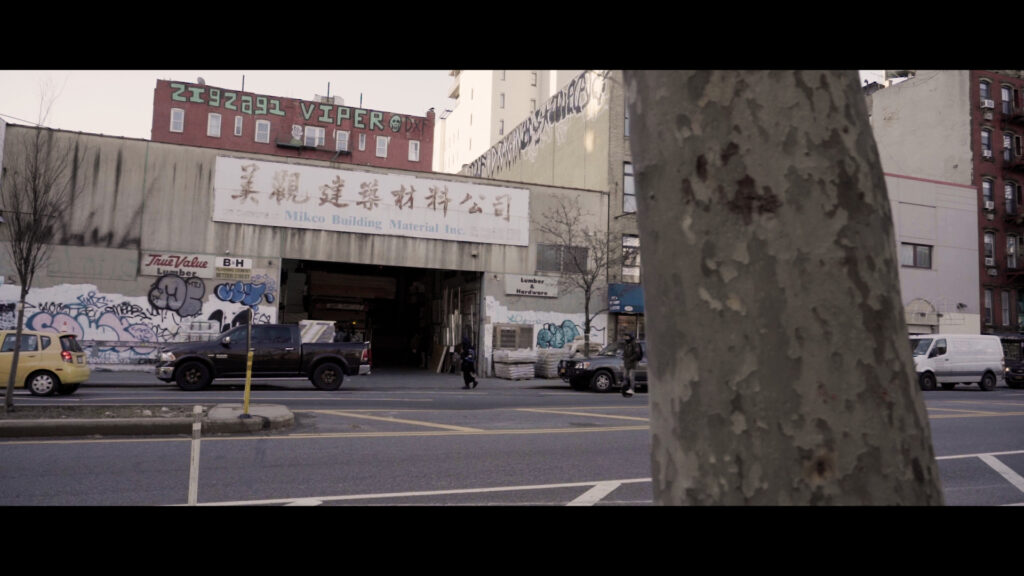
151, 80, 434, 172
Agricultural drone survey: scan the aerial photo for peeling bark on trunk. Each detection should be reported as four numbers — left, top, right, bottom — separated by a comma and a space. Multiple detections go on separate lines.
624, 70, 943, 505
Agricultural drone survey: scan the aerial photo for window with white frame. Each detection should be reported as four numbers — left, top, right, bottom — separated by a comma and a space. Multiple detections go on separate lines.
304, 126, 325, 148
623, 162, 636, 213
170, 108, 184, 133
530, 99, 536, 112
376, 135, 389, 158
899, 243, 932, 269
207, 113, 222, 138
358, 133, 366, 151
255, 120, 270, 143
500, 93, 505, 109
234, 116, 243, 137
1007, 181, 1019, 215
981, 79, 992, 101
1004, 291, 1011, 325
408, 140, 420, 162
622, 235, 641, 283
1003, 85, 1014, 115
498, 120, 504, 136
531, 72, 537, 86
1005, 133, 1014, 162
537, 244, 588, 273
1009, 235, 1019, 269
982, 128, 993, 158
985, 289, 994, 325
335, 130, 350, 152
983, 178, 994, 204
985, 231, 996, 263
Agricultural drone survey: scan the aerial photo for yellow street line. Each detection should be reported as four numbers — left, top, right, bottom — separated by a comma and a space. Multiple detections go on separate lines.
516, 408, 650, 422
308, 409, 483, 432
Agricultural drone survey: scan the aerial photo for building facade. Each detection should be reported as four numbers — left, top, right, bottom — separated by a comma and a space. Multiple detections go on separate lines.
0, 122, 607, 373
151, 79, 435, 173
869, 69, 1024, 336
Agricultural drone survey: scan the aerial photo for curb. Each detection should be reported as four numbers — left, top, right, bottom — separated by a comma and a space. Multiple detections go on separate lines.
0, 404, 294, 438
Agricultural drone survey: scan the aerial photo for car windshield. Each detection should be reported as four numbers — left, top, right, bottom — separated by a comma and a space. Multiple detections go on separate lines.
911, 338, 933, 356
597, 343, 623, 357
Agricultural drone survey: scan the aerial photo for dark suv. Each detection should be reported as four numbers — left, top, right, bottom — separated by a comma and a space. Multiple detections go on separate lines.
558, 340, 648, 393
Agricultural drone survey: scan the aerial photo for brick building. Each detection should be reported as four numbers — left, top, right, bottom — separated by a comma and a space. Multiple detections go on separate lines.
151, 79, 434, 172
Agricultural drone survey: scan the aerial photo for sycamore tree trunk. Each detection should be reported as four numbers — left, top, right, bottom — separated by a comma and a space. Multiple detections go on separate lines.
624, 70, 943, 505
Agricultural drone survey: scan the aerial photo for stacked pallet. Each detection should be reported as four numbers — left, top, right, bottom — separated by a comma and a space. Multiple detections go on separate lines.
535, 348, 568, 378
493, 349, 538, 380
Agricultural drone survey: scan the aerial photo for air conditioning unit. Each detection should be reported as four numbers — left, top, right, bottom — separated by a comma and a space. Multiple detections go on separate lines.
988, 267, 999, 276
983, 149, 994, 159
985, 257, 995, 266
982, 99, 996, 109
984, 111, 994, 120
985, 200, 995, 211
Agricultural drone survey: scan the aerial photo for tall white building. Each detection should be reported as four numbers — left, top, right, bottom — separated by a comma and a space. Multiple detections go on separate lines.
434, 70, 581, 173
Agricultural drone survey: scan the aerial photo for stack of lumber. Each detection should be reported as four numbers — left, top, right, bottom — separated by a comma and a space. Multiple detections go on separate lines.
535, 348, 568, 378
493, 349, 538, 380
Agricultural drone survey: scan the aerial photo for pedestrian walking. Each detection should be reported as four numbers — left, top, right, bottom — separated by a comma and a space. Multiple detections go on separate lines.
460, 337, 478, 389
621, 333, 642, 397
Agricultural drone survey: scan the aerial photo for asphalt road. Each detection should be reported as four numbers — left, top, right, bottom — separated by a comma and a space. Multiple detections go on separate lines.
3, 368, 1024, 506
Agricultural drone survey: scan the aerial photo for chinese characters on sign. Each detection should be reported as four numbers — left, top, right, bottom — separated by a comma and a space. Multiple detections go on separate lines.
213, 157, 529, 246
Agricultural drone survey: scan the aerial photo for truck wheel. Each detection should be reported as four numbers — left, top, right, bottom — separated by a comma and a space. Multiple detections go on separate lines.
979, 372, 997, 391
176, 361, 211, 391
919, 372, 936, 391
589, 370, 615, 393
312, 362, 344, 391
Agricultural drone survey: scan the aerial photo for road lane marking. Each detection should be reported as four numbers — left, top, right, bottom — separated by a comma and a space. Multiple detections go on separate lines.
936, 449, 1024, 460
301, 410, 483, 432
517, 408, 650, 422
978, 455, 1024, 493
183, 478, 652, 506
568, 481, 622, 506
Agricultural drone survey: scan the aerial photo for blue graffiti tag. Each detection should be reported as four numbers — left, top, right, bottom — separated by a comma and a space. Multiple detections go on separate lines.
215, 281, 271, 308
537, 320, 582, 349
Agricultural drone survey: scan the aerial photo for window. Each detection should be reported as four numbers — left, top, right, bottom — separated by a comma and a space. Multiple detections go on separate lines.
498, 120, 504, 136
985, 232, 996, 261
1003, 85, 1014, 115
207, 113, 221, 138
1009, 236, 1019, 269
986, 289, 994, 325
981, 79, 991, 101
499, 70, 506, 81
376, 135, 389, 158
304, 126, 325, 147
982, 128, 993, 157
255, 120, 270, 143
622, 235, 641, 283
531, 72, 537, 87
899, 243, 932, 269
170, 108, 184, 133
1, 334, 38, 352
623, 162, 636, 213
358, 133, 366, 151
537, 243, 588, 273
253, 325, 292, 345
983, 178, 994, 203
1005, 133, 1014, 162
408, 140, 420, 162
1003, 291, 1011, 326
1008, 181, 1019, 215
530, 99, 536, 112
233, 116, 243, 137
335, 130, 350, 152
625, 108, 630, 138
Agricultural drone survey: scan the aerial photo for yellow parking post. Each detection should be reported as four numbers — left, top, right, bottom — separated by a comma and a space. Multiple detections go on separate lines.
241, 310, 253, 418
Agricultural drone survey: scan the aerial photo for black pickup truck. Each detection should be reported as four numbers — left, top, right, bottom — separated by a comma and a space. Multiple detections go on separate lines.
156, 324, 370, 391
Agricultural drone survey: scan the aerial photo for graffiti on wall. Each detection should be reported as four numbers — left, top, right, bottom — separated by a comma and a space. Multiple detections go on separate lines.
0, 277, 279, 365
466, 71, 608, 179
536, 320, 581, 349
484, 296, 606, 360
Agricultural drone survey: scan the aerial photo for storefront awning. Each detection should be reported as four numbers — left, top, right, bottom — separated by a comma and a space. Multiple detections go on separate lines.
609, 283, 644, 314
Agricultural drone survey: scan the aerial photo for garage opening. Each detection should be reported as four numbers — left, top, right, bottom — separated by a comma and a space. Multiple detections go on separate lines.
280, 259, 480, 369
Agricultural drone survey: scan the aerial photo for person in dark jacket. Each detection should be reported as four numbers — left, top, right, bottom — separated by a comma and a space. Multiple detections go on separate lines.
622, 333, 642, 398
460, 337, 478, 389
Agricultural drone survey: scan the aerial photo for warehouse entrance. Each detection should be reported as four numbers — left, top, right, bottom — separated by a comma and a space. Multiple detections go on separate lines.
280, 259, 480, 369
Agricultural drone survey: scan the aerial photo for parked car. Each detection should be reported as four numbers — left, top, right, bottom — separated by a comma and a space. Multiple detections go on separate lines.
0, 330, 90, 396
909, 333, 1004, 391
156, 323, 371, 391
1004, 359, 1024, 389
558, 340, 647, 393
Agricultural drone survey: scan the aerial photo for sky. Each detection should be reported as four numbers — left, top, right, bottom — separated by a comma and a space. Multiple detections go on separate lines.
0, 70, 888, 141
0, 70, 456, 140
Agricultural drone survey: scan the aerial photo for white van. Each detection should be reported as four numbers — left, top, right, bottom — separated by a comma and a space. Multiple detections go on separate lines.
909, 334, 1004, 391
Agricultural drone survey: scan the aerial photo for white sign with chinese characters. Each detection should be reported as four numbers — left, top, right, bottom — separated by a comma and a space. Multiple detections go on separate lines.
212, 156, 530, 246
504, 274, 559, 298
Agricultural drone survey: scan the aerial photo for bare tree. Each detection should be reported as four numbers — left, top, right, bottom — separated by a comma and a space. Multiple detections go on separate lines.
1, 94, 78, 412
624, 70, 944, 505
537, 195, 617, 357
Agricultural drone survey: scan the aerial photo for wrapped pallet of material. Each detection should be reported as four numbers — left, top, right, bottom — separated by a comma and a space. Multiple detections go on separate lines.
535, 348, 568, 378
493, 348, 538, 380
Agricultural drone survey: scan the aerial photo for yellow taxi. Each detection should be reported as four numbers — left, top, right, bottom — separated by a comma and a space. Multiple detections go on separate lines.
0, 330, 91, 395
